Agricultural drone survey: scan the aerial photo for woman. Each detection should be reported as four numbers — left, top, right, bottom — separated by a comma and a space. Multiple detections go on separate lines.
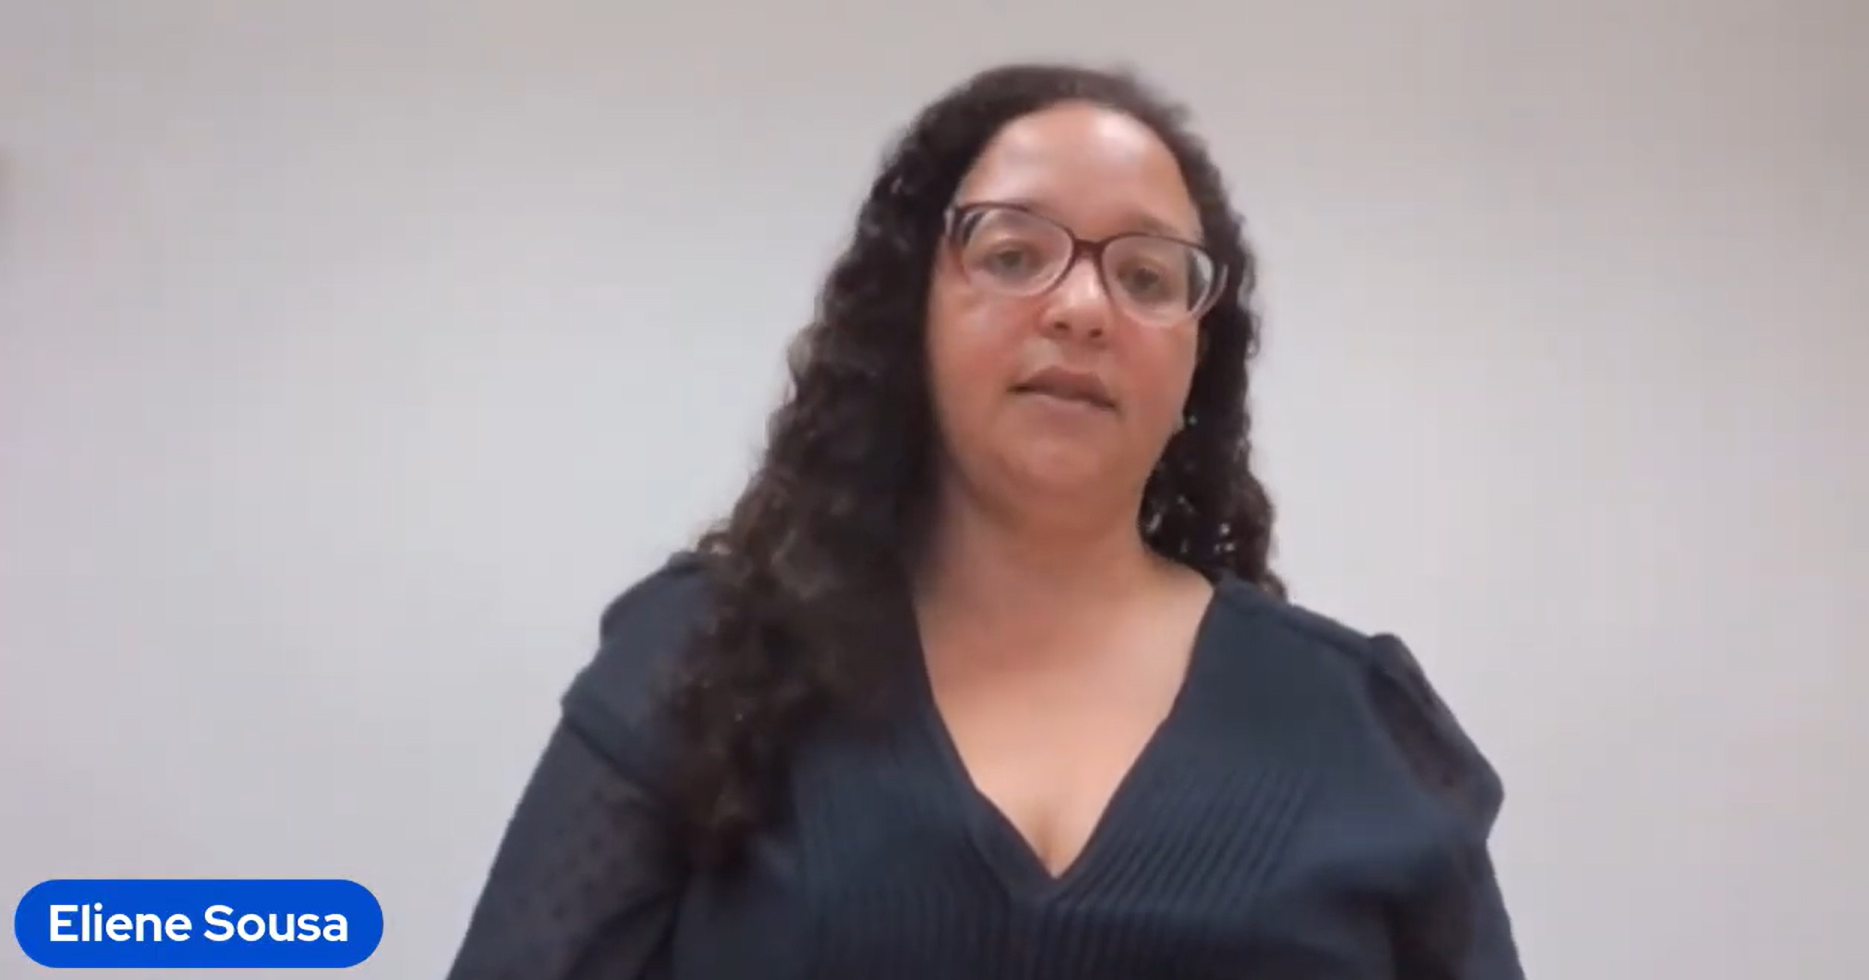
446, 63, 1524, 979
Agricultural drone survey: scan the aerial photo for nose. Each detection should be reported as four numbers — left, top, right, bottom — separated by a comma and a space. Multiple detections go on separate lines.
1039, 254, 1113, 342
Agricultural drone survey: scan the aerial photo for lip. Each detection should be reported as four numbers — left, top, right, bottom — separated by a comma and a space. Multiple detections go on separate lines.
1011, 366, 1116, 410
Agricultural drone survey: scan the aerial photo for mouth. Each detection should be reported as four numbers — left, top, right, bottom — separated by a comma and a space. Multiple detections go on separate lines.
1010, 371, 1117, 411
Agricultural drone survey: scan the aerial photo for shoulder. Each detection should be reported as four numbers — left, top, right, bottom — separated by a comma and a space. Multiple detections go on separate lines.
558, 550, 714, 774
1208, 578, 1506, 834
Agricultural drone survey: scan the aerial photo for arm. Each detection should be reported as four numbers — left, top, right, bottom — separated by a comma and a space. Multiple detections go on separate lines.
1366, 634, 1526, 980
443, 714, 681, 980
446, 559, 709, 980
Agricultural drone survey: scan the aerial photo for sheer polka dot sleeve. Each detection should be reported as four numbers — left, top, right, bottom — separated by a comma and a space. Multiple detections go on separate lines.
443, 717, 680, 980
446, 557, 709, 980
1365, 633, 1526, 980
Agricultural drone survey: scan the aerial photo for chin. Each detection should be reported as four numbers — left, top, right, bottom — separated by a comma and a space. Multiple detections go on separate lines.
1002, 442, 1119, 497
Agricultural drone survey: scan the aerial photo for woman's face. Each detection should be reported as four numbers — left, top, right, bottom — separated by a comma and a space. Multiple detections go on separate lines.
925, 101, 1207, 517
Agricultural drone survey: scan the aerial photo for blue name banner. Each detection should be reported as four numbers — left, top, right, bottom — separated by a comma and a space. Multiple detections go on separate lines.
14, 879, 383, 969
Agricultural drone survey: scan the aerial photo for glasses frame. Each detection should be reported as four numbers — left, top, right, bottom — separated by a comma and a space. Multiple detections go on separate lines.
942, 200, 1229, 325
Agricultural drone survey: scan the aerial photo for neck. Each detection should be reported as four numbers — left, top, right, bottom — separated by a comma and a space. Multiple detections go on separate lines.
912, 479, 1161, 626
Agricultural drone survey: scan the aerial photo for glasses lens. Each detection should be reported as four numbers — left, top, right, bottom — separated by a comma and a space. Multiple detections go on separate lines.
1103, 236, 1220, 324
952, 208, 1072, 295
950, 205, 1222, 324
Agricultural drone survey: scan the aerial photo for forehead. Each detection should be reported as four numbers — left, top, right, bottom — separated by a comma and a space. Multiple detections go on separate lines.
953, 101, 1202, 241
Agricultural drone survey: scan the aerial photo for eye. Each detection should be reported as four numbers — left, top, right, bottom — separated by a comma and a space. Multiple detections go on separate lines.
982, 244, 1037, 275
1116, 261, 1174, 300
967, 237, 1054, 284
1109, 236, 1208, 311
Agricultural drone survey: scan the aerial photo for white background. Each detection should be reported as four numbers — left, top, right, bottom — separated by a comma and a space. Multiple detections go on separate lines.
3, 1, 1865, 977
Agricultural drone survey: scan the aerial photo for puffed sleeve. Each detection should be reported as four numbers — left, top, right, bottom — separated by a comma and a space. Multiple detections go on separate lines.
1365, 634, 1526, 980
444, 556, 711, 980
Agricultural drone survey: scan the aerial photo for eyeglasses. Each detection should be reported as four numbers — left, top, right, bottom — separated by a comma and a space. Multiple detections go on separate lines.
943, 202, 1226, 327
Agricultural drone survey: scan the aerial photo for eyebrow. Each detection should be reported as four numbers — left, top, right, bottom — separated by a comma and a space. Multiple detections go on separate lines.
988, 196, 1203, 244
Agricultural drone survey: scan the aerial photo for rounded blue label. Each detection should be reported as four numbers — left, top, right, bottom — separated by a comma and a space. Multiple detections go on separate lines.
13, 879, 383, 969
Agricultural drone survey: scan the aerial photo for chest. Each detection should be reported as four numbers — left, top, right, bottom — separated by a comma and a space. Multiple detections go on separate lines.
665, 703, 1438, 980
915, 594, 1214, 880
927, 652, 1186, 878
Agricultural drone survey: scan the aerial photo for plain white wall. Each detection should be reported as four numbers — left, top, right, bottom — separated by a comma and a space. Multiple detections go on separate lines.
3, 2, 1864, 977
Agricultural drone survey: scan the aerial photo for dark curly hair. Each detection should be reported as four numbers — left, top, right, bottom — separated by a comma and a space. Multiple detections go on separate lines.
663, 62, 1284, 872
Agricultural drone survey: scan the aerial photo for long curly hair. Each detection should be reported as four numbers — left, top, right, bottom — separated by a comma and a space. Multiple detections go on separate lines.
663, 62, 1284, 872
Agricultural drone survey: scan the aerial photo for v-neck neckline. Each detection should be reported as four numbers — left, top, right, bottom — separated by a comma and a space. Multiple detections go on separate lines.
904, 574, 1232, 901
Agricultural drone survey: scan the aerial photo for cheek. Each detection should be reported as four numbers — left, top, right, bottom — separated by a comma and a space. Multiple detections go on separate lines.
1126, 327, 1201, 429
925, 286, 1025, 416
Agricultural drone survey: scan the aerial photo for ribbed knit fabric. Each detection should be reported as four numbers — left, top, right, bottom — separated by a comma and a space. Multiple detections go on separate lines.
445, 554, 1524, 979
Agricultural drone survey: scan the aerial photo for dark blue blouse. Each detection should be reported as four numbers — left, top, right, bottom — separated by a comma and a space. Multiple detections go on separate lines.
446, 554, 1525, 978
